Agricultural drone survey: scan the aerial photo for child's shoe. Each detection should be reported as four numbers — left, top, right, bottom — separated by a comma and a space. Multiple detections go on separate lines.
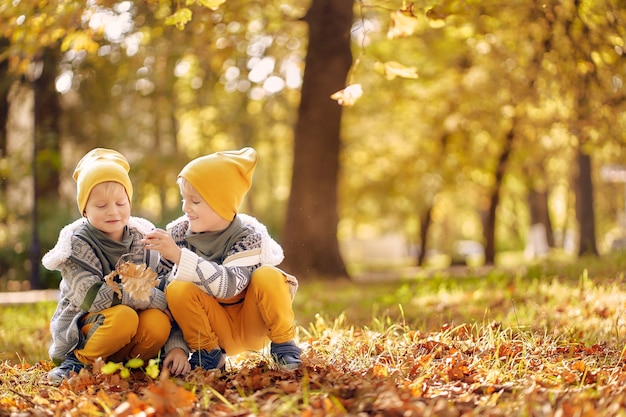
47, 352, 84, 385
189, 348, 226, 371
270, 341, 302, 370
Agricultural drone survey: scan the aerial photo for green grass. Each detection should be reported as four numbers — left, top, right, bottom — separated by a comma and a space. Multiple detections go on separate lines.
296, 251, 626, 344
0, 301, 56, 363
3, 250, 626, 364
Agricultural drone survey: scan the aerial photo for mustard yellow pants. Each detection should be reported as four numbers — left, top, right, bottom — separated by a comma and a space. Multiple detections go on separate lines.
75, 306, 171, 364
165, 265, 296, 356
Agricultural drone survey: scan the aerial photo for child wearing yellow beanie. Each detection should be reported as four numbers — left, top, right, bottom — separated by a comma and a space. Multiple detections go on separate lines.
144, 147, 301, 371
42, 148, 190, 384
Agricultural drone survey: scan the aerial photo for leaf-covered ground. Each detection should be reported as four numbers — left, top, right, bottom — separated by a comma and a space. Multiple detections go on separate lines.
3, 255, 626, 416
3, 316, 626, 416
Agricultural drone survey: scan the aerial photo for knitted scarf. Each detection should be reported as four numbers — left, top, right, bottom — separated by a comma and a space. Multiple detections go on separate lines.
183, 216, 250, 263
72, 222, 133, 276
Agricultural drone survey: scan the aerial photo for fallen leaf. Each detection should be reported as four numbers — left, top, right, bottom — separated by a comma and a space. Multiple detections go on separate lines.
141, 369, 196, 414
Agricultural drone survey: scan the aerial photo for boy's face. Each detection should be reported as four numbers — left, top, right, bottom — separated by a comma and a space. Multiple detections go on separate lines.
180, 183, 230, 233
83, 182, 131, 242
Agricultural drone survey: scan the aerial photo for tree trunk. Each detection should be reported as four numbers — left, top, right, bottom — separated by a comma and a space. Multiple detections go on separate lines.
525, 187, 555, 258
0, 38, 12, 221
576, 148, 598, 256
483, 124, 515, 264
531, 188, 555, 247
565, 1, 598, 258
0, 40, 13, 284
417, 205, 433, 266
281, 0, 353, 280
31, 48, 62, 289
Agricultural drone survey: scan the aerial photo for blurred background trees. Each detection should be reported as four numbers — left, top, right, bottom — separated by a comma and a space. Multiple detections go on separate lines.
0, 0, 624, 288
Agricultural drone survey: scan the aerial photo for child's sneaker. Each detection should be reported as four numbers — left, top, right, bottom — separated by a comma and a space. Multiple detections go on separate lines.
47, 352, 84, 385
189, 348, 226, 371
270, 341, 301, 370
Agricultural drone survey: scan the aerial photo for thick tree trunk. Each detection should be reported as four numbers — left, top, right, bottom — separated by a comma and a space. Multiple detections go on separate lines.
576, 148, 598, 256
281, 0, 353, 280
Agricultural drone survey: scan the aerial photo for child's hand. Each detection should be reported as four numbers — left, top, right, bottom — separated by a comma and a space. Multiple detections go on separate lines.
163, 348, 191, 376
143, 229, 182, 264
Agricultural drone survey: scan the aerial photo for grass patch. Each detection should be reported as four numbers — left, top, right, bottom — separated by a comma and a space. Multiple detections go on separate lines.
0, 301, 56, 362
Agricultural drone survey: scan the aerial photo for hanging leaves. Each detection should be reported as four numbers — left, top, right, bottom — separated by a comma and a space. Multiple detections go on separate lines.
164, 7, 193, 30
162, 0, 227, 29
374, 61, 419, 80
104, 261, 158, 302
196, 0, 227, 10
330, 84, 363, 106
60, 31, 100, 54
387, 8, 419, 39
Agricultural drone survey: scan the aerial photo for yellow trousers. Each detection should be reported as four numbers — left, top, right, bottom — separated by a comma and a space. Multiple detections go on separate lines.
166, 265, 296, 355
75, 306, 171, 364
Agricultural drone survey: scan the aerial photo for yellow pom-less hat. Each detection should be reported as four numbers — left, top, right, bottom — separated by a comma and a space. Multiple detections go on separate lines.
73, 148, 133, 214
178, 147, 257, 221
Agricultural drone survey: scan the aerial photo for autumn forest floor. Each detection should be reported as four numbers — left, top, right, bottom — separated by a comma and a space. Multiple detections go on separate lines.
3, 252, 626, 416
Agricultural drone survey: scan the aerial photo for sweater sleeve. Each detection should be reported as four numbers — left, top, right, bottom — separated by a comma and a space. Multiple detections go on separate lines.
162, 323, 190, 357
172, 248, 254, 298
172, 233, 261, 298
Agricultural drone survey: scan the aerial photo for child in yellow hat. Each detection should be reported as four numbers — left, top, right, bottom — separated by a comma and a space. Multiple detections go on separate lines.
143, 147, 301, 372
43, 148, 190, 384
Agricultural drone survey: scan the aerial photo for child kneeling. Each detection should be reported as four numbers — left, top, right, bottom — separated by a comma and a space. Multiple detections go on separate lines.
144, 147, 301, 371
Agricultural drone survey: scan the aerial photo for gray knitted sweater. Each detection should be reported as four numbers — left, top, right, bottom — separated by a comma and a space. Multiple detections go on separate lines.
159, 214, 297, 300
42, 217, 188, 364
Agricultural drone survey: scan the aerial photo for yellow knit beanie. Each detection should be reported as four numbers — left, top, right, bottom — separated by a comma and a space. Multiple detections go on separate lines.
178, 147, 257, 221
73, 148, 133, 214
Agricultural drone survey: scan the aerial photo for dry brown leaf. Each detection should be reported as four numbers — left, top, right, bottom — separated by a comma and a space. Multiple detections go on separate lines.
140, 369, 196, 414
105, 261, 158, 302
118, 262, 158, 302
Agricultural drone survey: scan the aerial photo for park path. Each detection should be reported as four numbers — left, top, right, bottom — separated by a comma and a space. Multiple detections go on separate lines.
0, 289, 59, 305
0, 265, 492, 305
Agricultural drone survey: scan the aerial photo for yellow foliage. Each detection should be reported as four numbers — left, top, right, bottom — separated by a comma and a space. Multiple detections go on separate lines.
196, 0, 227, 10
60, 31, 100, 54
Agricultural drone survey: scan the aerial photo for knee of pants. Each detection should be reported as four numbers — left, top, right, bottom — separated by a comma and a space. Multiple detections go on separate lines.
166, 281, 200, 307
249, 266, 286, 292
108, 305, 140, 339
138, 309, 171, 344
